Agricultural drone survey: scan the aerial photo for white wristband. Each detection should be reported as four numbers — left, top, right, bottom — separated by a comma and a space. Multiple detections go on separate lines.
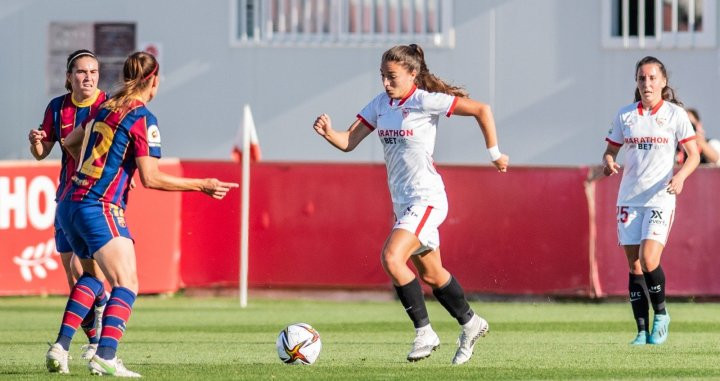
487, 145, 502, 161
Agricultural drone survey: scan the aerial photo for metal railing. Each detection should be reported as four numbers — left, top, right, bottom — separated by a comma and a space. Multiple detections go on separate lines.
232, 0, 454, 47
610, 0, 713, 49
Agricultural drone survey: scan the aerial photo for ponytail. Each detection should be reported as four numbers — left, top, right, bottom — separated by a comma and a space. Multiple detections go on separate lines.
382, 44, 468, 98
103, 52, 159, 112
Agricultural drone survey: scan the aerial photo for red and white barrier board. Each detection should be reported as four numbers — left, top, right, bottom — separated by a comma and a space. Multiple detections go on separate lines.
0, 161, 182, 295
3, 161, 720, 297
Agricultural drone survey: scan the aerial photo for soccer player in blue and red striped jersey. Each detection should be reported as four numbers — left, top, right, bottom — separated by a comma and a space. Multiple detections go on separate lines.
46, 51, 238, 377
31, 50, 110, 371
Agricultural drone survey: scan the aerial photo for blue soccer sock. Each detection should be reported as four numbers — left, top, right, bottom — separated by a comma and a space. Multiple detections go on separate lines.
96, 287, 136, 360
55, 273, 105, 350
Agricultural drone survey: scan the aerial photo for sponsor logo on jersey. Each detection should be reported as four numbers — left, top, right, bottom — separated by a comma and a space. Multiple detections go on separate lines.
624, 137, 669, 144
378, 129, 414, 137
625, 136, 669, 150
72, 176, 90, 187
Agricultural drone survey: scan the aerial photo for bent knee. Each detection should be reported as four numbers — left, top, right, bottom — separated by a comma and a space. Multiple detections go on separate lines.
381, 249, 406, 271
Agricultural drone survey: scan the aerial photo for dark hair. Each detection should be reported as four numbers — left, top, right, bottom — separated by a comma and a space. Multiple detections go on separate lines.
103, 52, 159, 112
686, 108, 700, 122
633, 56, 682, 106
65, 49, 98, 92
382, 44, 468, 98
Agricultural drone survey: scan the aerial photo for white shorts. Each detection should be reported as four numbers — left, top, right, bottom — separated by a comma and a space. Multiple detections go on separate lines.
616, 205, 675, 246
393, 198, 448, 256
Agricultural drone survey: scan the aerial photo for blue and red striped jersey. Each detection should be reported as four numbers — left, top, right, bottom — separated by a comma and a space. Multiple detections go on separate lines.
63, 99, 162, 209
40, 90, 108, 200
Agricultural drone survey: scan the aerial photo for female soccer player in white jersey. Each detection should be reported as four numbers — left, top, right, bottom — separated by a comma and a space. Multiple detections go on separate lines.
313, 44, 508, 365
602, 56, 699, 345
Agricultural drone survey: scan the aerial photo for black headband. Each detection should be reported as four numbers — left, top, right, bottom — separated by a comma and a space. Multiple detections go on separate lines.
66, 51, 96, 71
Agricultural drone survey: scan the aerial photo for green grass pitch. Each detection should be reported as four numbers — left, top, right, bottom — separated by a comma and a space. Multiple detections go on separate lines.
1, 296, 720, 380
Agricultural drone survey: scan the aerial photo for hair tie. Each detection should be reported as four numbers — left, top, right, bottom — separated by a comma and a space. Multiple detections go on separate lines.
143, 64, 158, 81
66, 51, 96, 71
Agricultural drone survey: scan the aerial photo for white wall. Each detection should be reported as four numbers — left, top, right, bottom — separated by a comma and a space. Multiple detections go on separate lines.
2, 0, 719, 165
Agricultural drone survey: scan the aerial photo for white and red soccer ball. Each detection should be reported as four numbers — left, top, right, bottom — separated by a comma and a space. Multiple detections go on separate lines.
276, 323, 322, 365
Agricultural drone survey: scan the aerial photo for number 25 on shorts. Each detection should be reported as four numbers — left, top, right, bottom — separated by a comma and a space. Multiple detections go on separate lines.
616, 206, 629, 223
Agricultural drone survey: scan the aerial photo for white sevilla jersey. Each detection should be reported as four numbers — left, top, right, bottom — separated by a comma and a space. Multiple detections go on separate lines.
606, 100, 695, 208
357, 86, 458, 204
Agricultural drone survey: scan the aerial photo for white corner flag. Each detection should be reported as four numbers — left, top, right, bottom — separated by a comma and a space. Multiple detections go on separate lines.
232, 105, 262, 162
234, 104, 260, 308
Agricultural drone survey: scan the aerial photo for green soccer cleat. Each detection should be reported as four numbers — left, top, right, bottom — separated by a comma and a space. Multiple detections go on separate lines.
648, 313, 671, 345
88, 355, 141, 377
630, 331, 648, 345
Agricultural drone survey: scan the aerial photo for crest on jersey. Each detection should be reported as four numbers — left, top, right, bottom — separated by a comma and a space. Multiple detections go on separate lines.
401, 108, 410, 119
147, 125, 161, 147
655, 117, 667, 127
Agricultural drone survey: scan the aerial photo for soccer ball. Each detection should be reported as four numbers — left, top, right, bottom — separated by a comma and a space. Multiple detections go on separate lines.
276, 323, 322, 365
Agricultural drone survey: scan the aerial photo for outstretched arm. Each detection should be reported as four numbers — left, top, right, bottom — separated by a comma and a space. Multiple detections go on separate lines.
452, 97, 508, 172
313, 114, 372, 152
136, 156, 238, 199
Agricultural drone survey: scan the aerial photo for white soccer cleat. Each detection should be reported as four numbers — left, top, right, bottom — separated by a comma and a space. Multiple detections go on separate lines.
406, 328, 440, 361
46, 342, 70, 374
452, 314, 489, 365
81, 343, 98, 360
88, 355, 141, 378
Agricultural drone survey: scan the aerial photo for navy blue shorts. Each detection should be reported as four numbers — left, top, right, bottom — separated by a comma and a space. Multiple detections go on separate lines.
56, 201, 133, 259
54, 214, 73, 253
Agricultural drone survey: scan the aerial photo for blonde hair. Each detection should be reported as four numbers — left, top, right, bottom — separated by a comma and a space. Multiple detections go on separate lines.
382, 44, 468, 98
103, 51, 159, 112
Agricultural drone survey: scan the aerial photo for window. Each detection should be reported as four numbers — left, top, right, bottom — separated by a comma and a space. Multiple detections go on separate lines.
231, 0, 455, 47
602, 0, 716, 48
